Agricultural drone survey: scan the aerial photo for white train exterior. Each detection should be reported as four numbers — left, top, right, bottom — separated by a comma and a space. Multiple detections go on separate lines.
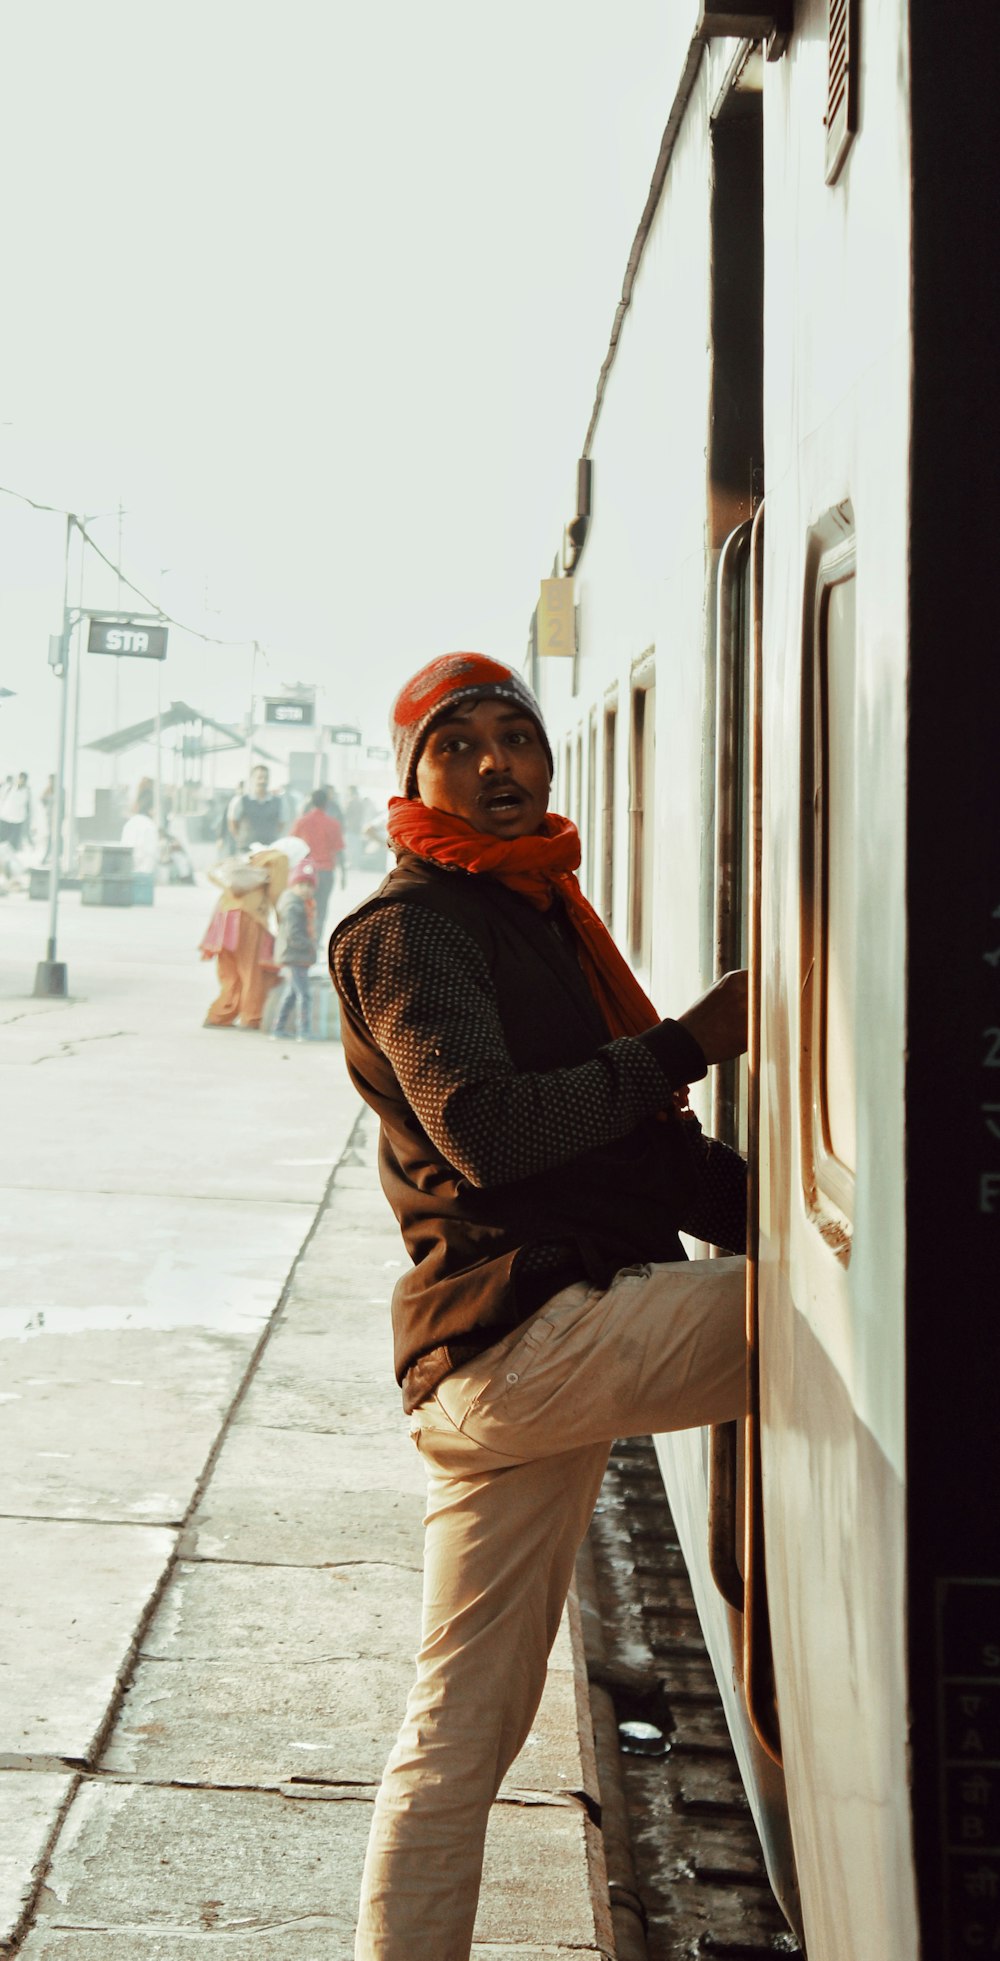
530, 6, 999, 1957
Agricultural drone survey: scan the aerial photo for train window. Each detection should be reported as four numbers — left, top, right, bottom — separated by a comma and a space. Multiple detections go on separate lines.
821, 574, 858, 1172
601, 701, 617, 927
801, 509, 857, 1248
586, 712, 597, 897
825, 0, 859, 187
628, 669, 656, 970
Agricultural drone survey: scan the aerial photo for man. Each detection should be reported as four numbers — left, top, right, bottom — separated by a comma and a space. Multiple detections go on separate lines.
1, 771, 31, 853
39, 773, 62, 863
342, 783, 372, 870
291, 786, 345, 943
329, 653, 749, 1961
120, 782, 159, 882
227, 764, 283, 849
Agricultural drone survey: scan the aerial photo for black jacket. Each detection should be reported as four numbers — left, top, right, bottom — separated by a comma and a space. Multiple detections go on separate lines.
330, 856, 730, 1406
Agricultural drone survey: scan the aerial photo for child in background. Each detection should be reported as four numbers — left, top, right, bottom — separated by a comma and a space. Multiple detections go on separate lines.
271, 860, 317, 1042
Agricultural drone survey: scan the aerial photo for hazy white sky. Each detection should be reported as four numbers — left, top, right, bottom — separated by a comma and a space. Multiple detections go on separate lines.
0, 0, 684, 797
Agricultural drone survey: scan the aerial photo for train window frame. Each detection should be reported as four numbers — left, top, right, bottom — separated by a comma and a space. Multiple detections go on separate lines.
799, 502, 857, 1260
601, 696, 617, 927
575, 726, 584, 840
628, 656, 656, 970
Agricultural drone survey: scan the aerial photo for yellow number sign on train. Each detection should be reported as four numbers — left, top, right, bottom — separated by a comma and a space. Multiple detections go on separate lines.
538, 577, 575, 658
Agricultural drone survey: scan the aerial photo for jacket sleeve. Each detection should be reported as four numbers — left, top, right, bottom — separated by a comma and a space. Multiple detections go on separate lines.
331, 901, 705, 1188
675, 1121, 748, 1253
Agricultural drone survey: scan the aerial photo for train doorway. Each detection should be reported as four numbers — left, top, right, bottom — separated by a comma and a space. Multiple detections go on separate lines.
708, 57, 764, 1155
703, 57, 804, 1945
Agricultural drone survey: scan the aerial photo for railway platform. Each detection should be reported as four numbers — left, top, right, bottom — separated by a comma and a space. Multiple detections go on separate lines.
0, 882, 613, 1959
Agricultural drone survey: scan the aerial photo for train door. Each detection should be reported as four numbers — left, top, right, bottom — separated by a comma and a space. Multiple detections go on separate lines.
714, 73, 805, 1935
705, 61, 764, 1657
655, 57, 804, 1943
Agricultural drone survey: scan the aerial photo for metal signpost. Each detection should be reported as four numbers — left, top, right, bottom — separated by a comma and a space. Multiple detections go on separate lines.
34, 556, 169, 999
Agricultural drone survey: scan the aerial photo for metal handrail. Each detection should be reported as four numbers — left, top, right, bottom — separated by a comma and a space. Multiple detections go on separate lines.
713, 519, 753, 1136
707, 519, 752, 1616
743, 499, 782, 1765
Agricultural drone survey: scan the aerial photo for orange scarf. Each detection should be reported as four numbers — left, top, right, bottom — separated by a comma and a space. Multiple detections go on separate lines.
386, 797, 659, 1040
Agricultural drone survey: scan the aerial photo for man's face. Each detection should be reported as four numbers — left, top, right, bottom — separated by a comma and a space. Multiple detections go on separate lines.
415, 697, 550, 838
250, 768, 269, 798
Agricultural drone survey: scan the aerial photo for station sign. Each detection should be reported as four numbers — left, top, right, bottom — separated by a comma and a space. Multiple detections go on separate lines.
537, 578, 575, 658
264, 698, 315, 726
87, 619, 168, 660
329, 724, 362, 746
366, 745, 391, 761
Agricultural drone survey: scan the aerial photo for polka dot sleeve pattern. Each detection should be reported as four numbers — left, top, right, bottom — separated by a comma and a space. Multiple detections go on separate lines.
331, 902, 674, 1189
677, 1123, 749, 1253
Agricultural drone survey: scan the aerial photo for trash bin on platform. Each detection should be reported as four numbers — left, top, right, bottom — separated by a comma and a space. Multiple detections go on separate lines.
80, 843, 135, 907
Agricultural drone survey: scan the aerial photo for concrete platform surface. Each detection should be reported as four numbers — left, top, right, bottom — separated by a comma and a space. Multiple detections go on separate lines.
4, 885, 612, 1956
21, 1782, 610, 1958
177, 1422, 425, 1568
0, 1326, 262, 1523
0, 1774, 74, 1949
0, 1518, 174, 1761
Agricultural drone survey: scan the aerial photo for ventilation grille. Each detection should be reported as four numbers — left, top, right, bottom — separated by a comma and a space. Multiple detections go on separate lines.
825, 0, 858, 184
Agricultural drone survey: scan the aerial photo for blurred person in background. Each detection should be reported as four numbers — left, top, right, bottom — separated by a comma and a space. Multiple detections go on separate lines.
121, 783, 159, 880
200, 844, 289, 1029
217, 782, 241, 857
292, 786, 345, 941
39, 773, 63, 863
343, 784, 374, 870
270, 859, 318, 1043
0, 771, 31, 852
227, 764, 283, 849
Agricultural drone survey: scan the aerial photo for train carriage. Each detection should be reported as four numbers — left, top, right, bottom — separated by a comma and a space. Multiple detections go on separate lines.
530, 6, 1000, 1956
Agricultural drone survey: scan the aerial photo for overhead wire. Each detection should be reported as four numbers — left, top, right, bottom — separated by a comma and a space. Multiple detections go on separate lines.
0, 479, 271, 661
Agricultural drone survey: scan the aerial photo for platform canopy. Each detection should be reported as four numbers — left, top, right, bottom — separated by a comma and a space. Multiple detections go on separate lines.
85, 700, 278, 762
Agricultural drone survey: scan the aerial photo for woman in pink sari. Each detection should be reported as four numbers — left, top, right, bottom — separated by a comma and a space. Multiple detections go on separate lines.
200, 846, 288, 1029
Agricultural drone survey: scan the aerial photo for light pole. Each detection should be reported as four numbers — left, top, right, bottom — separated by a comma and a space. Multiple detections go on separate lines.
34, 514, 76, 998
66, 509, 115, 875
245, 639, 260, 781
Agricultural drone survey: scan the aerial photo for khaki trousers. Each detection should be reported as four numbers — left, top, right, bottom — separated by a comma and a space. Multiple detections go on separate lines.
354, 1255, 747, 1961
